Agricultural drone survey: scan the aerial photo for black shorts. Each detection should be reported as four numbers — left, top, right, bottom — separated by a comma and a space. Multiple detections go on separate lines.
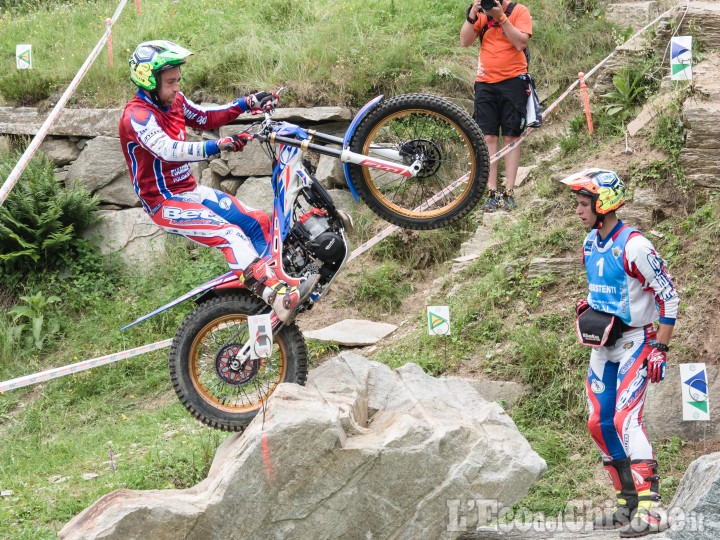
473, 77, 528, 137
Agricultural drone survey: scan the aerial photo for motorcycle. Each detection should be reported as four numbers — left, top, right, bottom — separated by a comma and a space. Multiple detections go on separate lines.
122, 93, 489, 431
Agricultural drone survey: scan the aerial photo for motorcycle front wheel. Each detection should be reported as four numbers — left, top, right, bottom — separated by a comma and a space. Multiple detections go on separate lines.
169, 294, 307, 432
348, 93, 489, 230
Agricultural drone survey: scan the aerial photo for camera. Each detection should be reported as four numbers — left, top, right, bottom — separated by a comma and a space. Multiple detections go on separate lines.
480, 0, 498, 11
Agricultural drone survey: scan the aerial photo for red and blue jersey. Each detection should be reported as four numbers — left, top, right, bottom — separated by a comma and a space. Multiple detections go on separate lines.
582, 221, 679, 327
119, 90, 248, 214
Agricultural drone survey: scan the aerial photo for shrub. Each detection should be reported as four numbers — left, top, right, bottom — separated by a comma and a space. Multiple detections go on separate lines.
353, 261, 412, 313
8, 291, 61, 350
0, 154, 100, 286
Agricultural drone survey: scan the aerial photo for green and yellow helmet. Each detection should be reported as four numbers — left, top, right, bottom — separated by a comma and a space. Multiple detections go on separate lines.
129, 40, 192, 91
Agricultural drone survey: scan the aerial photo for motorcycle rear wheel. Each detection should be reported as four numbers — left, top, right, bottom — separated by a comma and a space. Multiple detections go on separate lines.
169, 294, 307, 432
348, 93, 489, 230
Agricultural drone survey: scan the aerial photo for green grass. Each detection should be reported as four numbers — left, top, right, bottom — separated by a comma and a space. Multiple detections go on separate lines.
0, 0, 706, 534
0, 0, 618, 108
0, 239, 232, 538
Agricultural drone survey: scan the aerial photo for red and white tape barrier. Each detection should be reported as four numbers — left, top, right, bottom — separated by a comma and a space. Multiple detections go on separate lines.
0, 339, 171, 393
0, 0, 127, 206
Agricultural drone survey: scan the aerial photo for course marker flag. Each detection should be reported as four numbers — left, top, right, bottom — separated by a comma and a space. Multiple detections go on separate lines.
427, 306, 450, 336
680, 363, 709, 421
671, 36, 692, 81
16, 44, 31, 69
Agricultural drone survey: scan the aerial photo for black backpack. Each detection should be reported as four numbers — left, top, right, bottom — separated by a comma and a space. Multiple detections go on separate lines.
479, 2, 530, 67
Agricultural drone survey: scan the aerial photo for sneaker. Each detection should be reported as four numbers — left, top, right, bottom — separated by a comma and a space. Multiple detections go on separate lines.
482, 192, 502, 213
502, 191, 518, 211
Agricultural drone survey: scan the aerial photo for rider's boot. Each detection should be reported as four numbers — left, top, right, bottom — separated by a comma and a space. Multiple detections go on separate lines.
593, 457, 638, 530
618, 460, 669, 538
241, 257, 318, 323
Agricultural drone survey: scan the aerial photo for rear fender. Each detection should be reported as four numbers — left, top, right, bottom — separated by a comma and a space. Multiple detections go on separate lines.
342, 95, 384, 200
120, 272, 241, 331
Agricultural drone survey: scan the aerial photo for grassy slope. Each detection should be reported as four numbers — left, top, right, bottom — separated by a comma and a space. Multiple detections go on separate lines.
1, 1, 716, 538
0, 0, 616, 107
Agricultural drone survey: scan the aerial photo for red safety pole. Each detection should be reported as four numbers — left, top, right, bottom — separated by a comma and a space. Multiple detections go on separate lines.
136, 0, 141, 14
578, 72, 594, 134
106, 18, 113, 67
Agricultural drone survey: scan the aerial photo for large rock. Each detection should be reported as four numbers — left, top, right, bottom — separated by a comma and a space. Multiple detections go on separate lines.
592, 31, 653, 96
303, 319, 397, 346
442, 377, 527, 410
315, 153, 346, 189
229, 106, 352, 125
219, 134, 274, 177
644, 365, 720, 441
326, 188, 358, 213
621, 186, 668, 230
83, 208, 165, 265
662, 452, 720, 539
234, 176, 274, 215
66, 136, 138, 206
60, 353, 546, 540
0, 107, 123, 137
606, 2, 660, 30
39, 137, 82, 166
680, 55, 720, 189
527, 257, 577, 279
677, 1, 720, 51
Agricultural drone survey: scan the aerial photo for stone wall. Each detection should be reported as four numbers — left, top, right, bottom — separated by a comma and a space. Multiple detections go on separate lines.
0, 105, 354, 265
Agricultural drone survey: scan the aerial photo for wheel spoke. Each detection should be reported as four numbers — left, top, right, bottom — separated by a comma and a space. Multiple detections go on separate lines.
188, 315, 286, 413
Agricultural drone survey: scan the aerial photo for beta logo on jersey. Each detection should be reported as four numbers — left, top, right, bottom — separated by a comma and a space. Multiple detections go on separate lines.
219, 197, 232, 210
616, 368, 647, 411
162, 206, 217, 225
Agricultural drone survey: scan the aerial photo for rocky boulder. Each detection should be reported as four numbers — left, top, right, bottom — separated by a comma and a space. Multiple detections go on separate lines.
680, 54, 720, 189
39, 137, 83, 166
678, 1, 720, 51
66, 136, 138, 207
606, 2, 661, 31
662, 452, 720, 539
0, 107, 122, 137
60, 353, 546, 540
83, 208, 165, 265
644, 365, 720, 441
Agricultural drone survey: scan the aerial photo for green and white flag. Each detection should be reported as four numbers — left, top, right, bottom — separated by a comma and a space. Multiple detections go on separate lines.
427, 306, 450, 336
16, 44, 32, 69
670, 36, 692, 81
680, 363, 709, 421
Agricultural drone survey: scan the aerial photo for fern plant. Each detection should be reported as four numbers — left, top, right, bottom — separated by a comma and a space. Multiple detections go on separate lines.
601, 66, 650, 122
0, 154, 99, 282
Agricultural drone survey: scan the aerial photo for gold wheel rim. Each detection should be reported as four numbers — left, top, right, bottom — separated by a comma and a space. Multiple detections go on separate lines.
189, 314, 287, 414
361, 108, 476, 219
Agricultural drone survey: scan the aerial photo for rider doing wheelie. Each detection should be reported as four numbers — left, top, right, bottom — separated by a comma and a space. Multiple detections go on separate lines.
118, 40, 317, 323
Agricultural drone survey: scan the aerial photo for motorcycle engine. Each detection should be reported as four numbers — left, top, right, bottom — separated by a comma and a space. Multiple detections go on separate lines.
299, 210, 345, 264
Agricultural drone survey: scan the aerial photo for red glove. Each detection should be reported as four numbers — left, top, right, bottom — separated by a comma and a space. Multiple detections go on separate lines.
646, 348, 667, 383
246, 91, 279, 114
217, 132, 253, 152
